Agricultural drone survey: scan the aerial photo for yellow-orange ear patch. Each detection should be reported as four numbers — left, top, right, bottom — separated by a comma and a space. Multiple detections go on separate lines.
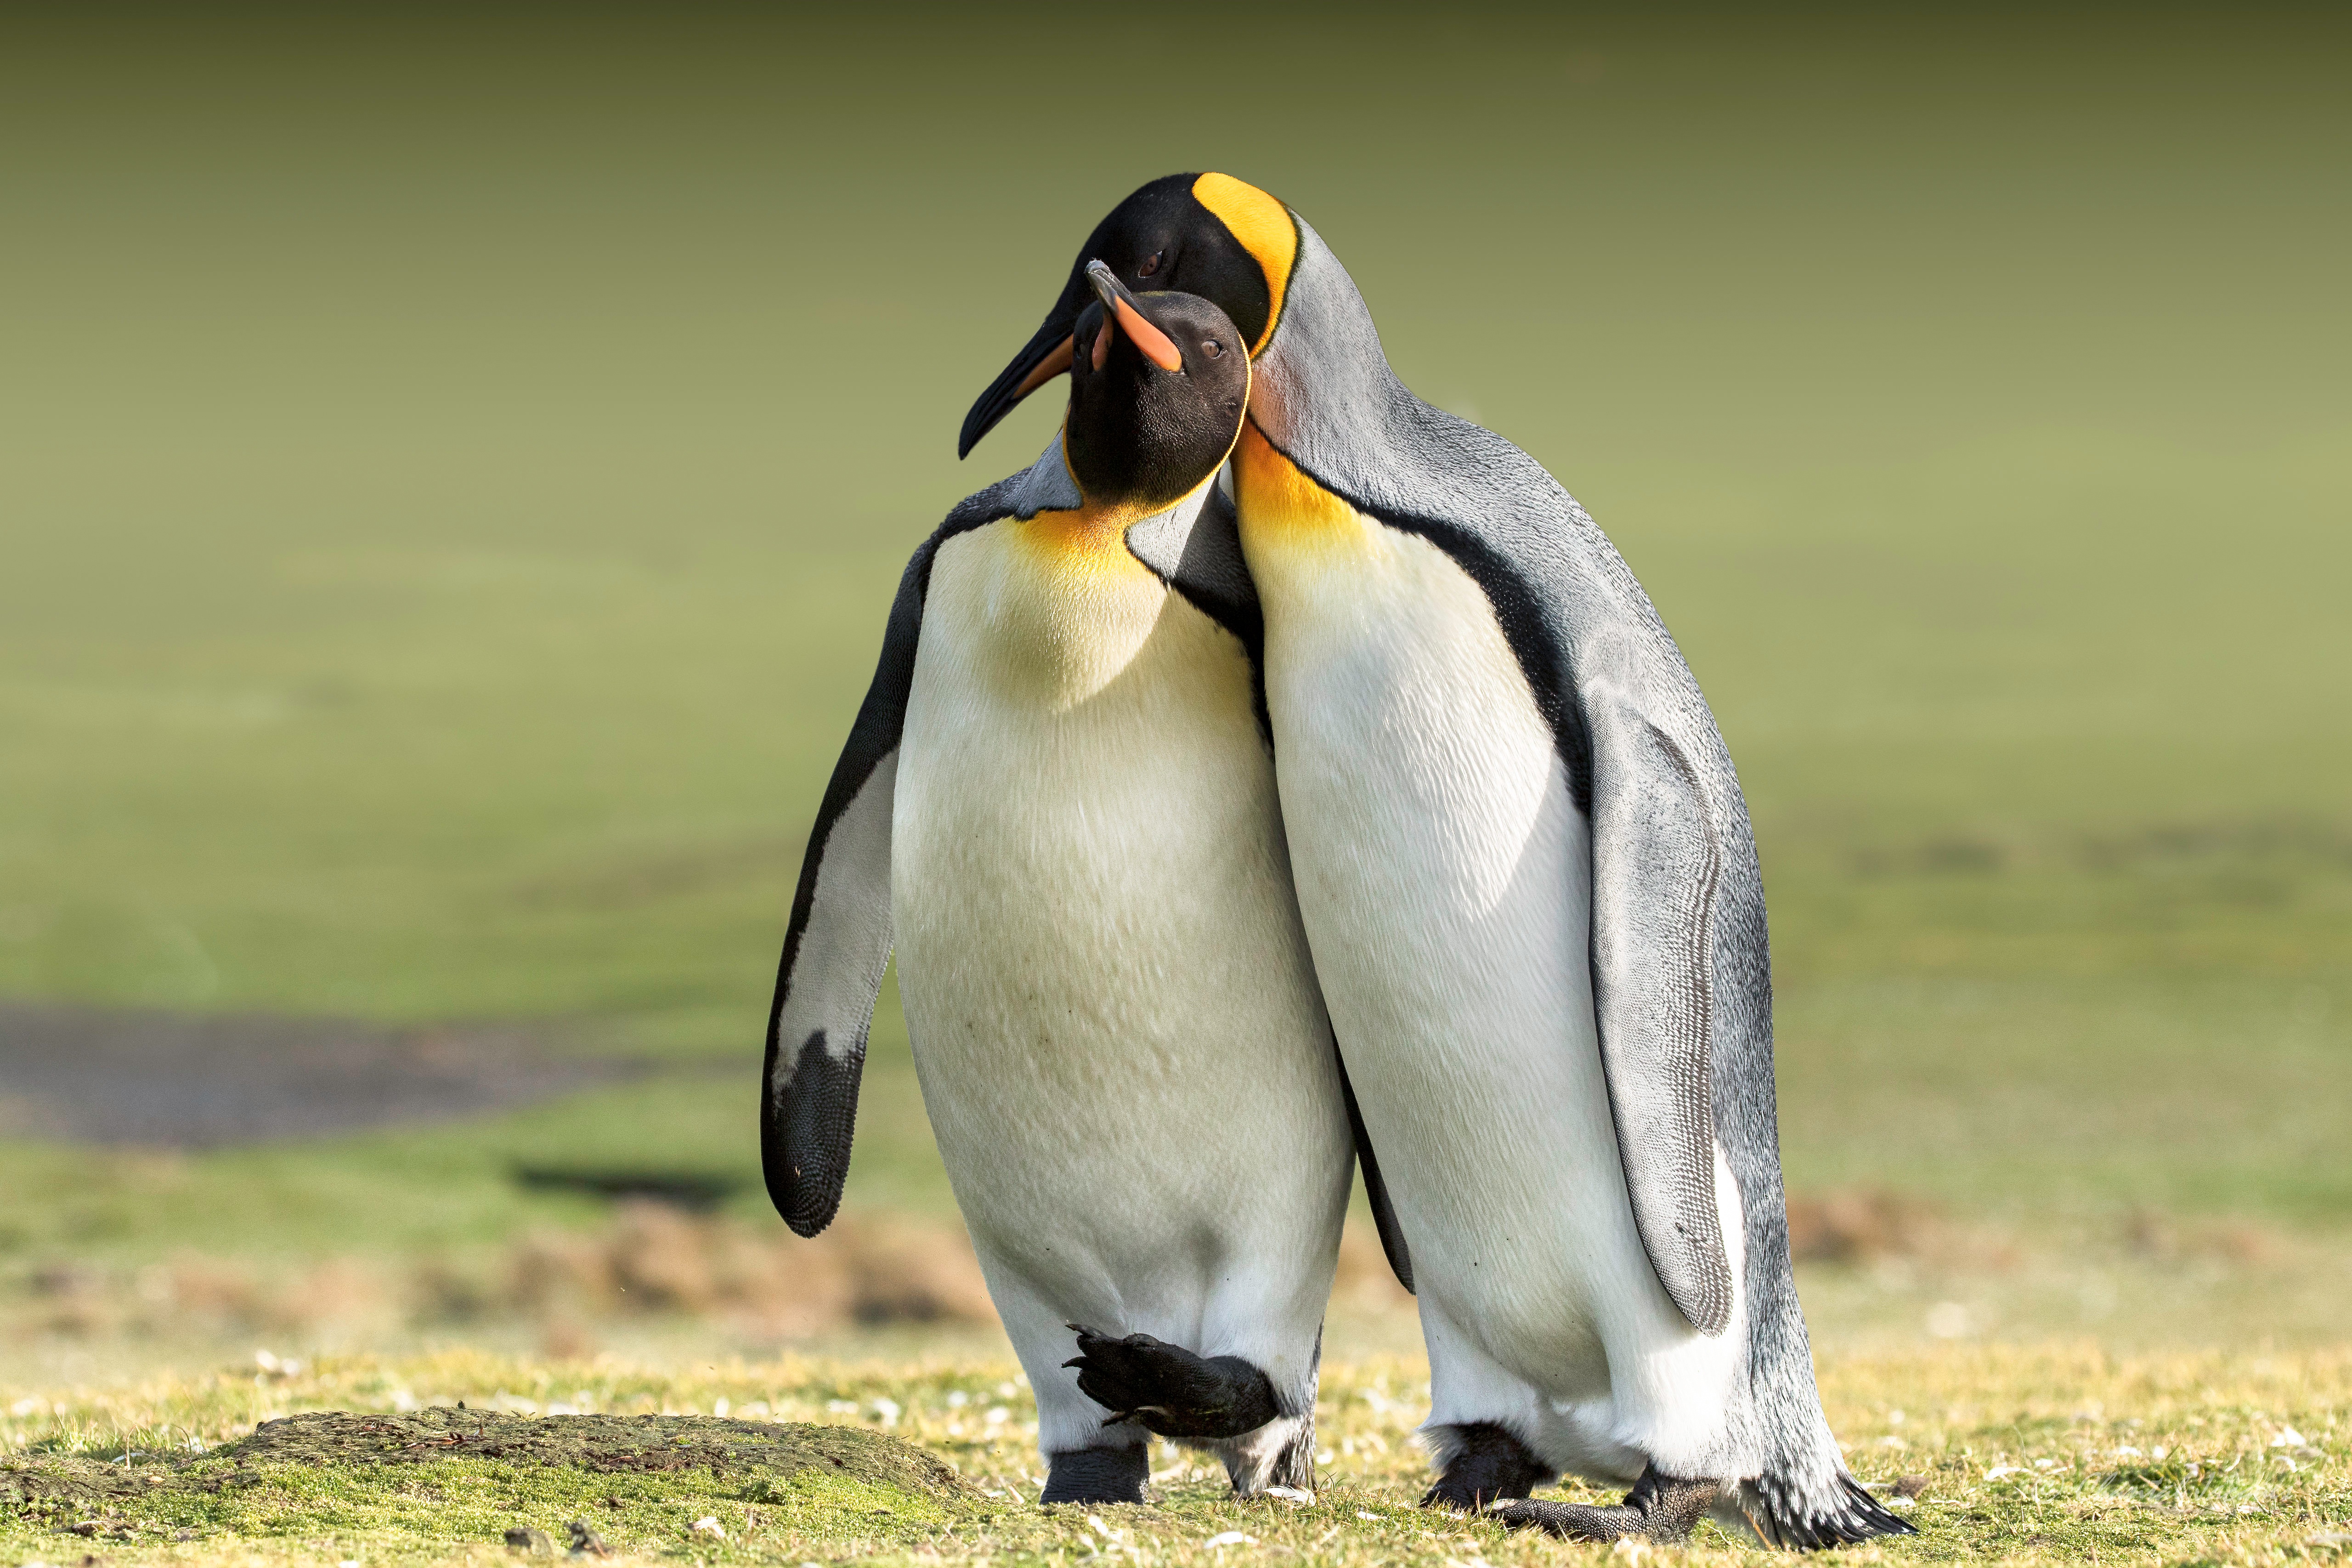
1193, 173, 1297, 357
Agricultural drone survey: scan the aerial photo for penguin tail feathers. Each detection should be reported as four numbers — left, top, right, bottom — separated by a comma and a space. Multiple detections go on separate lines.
1738, 1472, 1918, 1551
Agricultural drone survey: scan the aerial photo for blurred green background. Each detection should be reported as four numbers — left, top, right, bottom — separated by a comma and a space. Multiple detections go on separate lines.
2, 6, 2346, 1371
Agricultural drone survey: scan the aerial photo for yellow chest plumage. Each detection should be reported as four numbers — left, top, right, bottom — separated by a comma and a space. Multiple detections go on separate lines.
1231, 423, 1365, 548
1231, 420, 1412, 634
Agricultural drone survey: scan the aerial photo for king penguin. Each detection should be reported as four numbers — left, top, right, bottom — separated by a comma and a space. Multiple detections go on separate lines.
764, 265, 1374, 1504
960, 175, 1916, 1549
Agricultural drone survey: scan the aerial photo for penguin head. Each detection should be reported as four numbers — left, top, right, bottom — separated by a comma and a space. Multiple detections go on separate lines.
1062, 262, 1250, 515
961, 173, 1296, 458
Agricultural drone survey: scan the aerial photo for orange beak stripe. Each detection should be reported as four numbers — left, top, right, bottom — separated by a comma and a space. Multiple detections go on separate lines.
1014, 335, 1075, 398
1110, 296, 1184, 372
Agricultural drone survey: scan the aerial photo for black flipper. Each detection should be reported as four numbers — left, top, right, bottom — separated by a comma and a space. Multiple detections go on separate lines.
758, 543, 930, 1237
1064, 1325, 1279, 1441
1336, 1050, 1412, 1293
760, 469, 1020, 1238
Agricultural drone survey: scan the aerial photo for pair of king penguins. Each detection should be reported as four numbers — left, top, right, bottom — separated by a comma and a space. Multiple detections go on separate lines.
766, 174, 1914, 1550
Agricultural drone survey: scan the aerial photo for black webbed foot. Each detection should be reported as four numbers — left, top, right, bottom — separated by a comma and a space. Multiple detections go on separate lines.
1421, 1421, 1554, 1510
1063, 1323, 1279, 1441
1488, 1465, 1719, 1544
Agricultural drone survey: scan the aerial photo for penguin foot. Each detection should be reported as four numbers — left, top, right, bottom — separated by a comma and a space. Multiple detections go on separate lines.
1421, 1421, 1555, 1510
1040, 1444, 1148, 1505
1207, 1410, 1317, 1498
1063, 1323, 1279, 1440
1488, 1465, 1719, 1544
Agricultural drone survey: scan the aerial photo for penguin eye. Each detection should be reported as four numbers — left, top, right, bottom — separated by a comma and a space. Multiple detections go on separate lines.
1202, 339, 1224, 359
1137, 250, 1162, 279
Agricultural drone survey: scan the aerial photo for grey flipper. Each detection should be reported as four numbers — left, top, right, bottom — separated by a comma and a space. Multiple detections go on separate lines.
1582, 699, 1733, 1332
1126, 482, 1415, 1294
761, 444, 1076, 1237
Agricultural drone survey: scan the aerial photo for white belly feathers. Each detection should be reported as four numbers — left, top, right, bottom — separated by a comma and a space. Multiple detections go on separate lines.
890, 522, 1349, 1392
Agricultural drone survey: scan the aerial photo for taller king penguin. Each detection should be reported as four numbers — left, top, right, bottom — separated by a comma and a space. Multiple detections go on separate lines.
962, 175, 1915, 1550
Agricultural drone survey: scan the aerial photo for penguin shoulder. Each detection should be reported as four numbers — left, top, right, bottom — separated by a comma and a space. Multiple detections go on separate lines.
946, 436, 1084, 532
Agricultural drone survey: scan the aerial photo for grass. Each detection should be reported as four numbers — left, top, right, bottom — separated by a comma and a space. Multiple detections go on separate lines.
3, 1347, 2348, 1565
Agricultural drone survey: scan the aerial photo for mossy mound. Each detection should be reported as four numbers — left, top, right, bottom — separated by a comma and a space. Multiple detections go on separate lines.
232, 1408, 965, 1490
1, 1410, 970, 1554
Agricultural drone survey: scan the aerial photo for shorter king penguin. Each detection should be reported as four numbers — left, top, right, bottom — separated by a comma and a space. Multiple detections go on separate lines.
763, 266, 1376, 1503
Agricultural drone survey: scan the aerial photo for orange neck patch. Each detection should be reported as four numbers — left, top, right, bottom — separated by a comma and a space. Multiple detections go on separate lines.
1024, 499, 1149, 551
1233, 422, 1357, 543
1193, 173, 1297, 358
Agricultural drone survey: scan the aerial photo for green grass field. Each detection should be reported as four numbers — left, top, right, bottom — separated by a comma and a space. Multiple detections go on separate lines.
2, 6, 2348, 1560
5, 1347, 2349, 1565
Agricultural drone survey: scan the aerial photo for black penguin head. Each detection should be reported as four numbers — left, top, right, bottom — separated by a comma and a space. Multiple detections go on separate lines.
1063, 262, 1249, 515
960, 173, 1298, 458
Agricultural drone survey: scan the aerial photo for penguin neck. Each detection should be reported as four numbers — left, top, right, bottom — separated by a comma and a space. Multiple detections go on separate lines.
1016, 432, 1216, 572
1053, 429, 1214, 529
1244, 214, 1434, 509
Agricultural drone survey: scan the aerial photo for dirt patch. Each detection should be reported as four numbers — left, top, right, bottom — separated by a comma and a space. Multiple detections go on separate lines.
13, 1201, 1000, 1345
0, 1459, 153, 1509
0, 1002, 640, 1145
1785, 1187, 1943, 1263
0, 1409, 968, 1506
233, 1409, 967, 1491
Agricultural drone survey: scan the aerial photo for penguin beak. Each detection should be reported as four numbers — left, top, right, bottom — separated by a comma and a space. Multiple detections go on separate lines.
958, 260, 1189, 458
1085, 260, 1184, 374
959, 317, 1077, 460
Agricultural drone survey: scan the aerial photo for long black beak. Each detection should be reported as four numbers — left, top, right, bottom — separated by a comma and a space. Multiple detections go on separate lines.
958, 288, 1084, 459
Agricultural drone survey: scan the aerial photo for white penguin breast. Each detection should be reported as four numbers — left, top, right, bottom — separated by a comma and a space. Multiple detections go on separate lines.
956, 531, 1167, 712
1243, 518, 1638, 1364
1245, 521, 1572, 942
891, 525, 1346, 1284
